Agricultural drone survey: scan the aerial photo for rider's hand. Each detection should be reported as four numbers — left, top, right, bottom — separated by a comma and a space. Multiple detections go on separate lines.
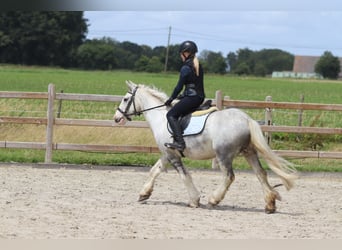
164, 98, 173, 106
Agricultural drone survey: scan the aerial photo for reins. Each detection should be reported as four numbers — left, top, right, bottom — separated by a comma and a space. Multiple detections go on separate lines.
138, 104, 166, 114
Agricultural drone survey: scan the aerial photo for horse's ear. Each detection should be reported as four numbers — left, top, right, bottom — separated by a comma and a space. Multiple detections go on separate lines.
126, 80, 136, 91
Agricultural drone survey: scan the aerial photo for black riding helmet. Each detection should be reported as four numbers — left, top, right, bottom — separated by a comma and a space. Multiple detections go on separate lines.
178, 41, 198, 55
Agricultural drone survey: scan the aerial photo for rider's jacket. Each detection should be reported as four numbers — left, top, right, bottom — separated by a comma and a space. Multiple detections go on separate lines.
170, 57, 205, 100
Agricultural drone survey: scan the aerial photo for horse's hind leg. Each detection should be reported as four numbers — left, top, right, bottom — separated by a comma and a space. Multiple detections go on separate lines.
243, 149, 281, 214
169, 156, 200, 208
139, 158, 166, 202
208, 155, 235, 207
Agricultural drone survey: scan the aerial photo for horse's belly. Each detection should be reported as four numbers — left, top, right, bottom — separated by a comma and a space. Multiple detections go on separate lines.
185, 141, 215, 160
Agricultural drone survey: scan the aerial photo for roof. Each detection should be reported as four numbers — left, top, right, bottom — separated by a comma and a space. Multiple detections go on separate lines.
293, 55, 342, 78
293, 55, 320, 73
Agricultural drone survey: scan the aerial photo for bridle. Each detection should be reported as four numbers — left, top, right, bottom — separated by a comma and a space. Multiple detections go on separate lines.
117, 86, 165, 121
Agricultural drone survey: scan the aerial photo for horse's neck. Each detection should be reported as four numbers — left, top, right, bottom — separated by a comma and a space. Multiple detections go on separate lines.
137, 93, 167, 131
145, 109, 167, 129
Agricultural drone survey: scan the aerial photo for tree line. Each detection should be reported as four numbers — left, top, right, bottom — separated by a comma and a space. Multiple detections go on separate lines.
0, 11, 340, 78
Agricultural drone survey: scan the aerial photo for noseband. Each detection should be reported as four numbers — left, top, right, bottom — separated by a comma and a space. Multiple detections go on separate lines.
117, 86, 165, 121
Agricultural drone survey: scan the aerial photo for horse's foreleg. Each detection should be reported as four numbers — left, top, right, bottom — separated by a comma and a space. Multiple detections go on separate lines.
244, 150, 281, 214
208, 158, 235, 207
138, 158, 165, 202
169, 157, 200, 208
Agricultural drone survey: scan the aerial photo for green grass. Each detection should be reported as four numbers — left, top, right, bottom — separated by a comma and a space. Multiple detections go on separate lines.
0, 64, 341, 171
0, 148, 340, 172
1, 64, 342, 102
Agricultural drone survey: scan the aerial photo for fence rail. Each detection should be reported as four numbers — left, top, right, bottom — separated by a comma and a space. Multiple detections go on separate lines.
222, 99, 342, 111
1, 83, 341, 163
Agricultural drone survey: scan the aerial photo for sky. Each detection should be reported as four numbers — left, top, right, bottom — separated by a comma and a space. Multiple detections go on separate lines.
83, 1, 342, 57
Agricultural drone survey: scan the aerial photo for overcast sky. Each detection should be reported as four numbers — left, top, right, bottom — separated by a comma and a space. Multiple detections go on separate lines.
83, 1, 342, 57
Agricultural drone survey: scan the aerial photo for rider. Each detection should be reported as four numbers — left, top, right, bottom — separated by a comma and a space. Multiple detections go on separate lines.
164, 40, 205, 152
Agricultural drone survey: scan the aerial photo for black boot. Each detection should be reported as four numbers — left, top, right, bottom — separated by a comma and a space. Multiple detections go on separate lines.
165, 117, 186, 151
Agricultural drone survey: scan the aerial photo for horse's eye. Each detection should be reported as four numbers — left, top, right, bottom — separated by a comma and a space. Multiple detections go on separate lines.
123, 97, 129, 102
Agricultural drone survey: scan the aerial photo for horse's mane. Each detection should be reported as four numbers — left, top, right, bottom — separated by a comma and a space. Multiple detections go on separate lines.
138, 84, 168, 103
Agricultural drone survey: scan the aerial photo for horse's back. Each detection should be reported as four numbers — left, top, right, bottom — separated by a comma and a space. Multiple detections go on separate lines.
208, 108, 250, 127
206, 108, 251, 144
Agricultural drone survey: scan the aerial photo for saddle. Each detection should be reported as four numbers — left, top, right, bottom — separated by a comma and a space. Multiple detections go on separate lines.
167, 100, 218, 137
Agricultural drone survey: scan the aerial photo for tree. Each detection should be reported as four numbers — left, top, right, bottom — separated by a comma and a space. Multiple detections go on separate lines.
199, 50, 227, 74
315, 51, 341, 79
76, 38, 119, 70
253, 49, 294, 75
0, 11, 87, 67
226, 52, 237, 72
233, 48, 255, 74
234, 62, 251, 75
254, 63, 267, 76
145, 56, 163, 73
134, 55, 150, 72
157, 44, 183, 72
230, 48, 294, 76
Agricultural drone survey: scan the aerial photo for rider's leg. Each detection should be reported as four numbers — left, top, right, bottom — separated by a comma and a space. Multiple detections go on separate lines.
164, 96, 202, 151
165, 115, 185, 151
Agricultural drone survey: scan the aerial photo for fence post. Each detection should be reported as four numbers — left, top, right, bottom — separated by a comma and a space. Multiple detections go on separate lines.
57, 90, 64, 118
212, 90, 223, 170
224, 95, 230, 104
265, 96, 272, 145
215, 90, 223, 110
297, 94, 305, 141
298, 94, 304, 127
45, 83, 55, 163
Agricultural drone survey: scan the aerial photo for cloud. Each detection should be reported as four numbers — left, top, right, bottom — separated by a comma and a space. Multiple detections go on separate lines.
85, 11, 342, 56
84, 0, 342, 11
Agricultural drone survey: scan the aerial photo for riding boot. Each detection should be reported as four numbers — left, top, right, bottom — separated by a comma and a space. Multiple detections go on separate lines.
165, 117, 186, 151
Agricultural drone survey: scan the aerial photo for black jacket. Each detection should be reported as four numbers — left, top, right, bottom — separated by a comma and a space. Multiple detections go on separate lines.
170, 58, 205, 100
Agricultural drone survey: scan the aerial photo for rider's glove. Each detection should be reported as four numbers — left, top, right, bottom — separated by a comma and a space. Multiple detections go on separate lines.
164, 98, 173, 106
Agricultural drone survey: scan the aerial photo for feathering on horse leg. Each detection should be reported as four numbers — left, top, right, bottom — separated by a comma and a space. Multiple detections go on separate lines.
243, 149, 281, 214
169, 155, 200, 208
208, 157, 235, 207
138, 158, 166, 202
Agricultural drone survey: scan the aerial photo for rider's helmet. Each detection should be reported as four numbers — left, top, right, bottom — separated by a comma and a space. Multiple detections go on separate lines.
178, 41, 198, 55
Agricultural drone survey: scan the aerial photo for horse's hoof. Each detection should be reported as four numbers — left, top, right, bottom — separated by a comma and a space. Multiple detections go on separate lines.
188, 199, 200, 208
206, 202, 217, 209
188, 203, 200, 208
265, 207, 276, 214
208, 197, 219, 207
138, 194, 151, 202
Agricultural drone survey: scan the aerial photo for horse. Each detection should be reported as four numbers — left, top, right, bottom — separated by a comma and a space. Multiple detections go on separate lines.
113, 80, 298, 213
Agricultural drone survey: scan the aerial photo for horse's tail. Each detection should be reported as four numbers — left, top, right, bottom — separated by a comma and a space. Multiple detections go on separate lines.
248, 118, 298, 190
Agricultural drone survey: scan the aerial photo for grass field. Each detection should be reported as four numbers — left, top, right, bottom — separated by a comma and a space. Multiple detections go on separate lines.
0, 64, 341, 171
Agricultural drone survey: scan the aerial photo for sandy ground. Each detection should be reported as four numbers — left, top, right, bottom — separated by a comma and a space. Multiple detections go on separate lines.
0, 163, 341, 239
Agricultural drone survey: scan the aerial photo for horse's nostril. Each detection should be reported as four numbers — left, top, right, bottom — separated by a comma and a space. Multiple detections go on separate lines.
114, 117, 125, 124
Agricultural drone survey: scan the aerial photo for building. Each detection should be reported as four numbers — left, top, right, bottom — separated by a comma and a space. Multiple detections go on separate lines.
273, 55, 342, 79
293, 55, 342, 79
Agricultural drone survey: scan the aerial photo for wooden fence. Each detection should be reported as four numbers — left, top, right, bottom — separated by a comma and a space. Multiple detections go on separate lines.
1, 83, 342, 164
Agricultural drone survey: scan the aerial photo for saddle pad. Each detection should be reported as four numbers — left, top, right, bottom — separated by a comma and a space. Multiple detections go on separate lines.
167, 112, 214, 137
183, 113, 211, 136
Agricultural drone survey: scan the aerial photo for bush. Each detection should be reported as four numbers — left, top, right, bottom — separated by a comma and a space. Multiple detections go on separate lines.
315, 51, 341, 79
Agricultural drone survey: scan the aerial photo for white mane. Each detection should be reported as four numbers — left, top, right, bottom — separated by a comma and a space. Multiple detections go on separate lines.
138, 84, 169, 103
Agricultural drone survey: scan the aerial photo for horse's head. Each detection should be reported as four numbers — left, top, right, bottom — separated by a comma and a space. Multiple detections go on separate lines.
114, 80, 140, 125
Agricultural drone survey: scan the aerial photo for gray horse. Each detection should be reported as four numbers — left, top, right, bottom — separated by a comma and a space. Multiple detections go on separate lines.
114, 81, 298, 213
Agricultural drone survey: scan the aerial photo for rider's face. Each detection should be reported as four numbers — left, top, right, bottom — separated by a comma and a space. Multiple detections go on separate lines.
180, 52, 190, 61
